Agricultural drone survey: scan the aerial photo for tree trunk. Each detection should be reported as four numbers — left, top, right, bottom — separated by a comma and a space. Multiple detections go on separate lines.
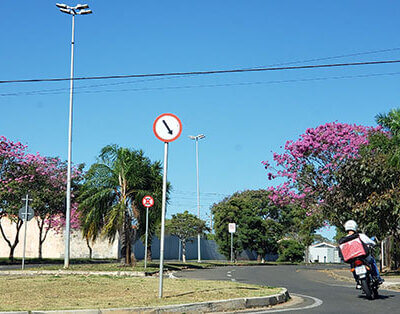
125, 231, 132, 265
182, 240, 186, 263
257, 253, 262, 263
387, 235, 393, 270
0, 218, 23, 262
146, 246, 152, 261
385, 236, 391, 270
393, 233, 400, 270
36, 216, 51, 260
9, 246, 16, 262
305, 246, 309, 263
38, 241, 43, 259
38, 219, 43, 260
121, 211, 137, 266
86, 237, 93, 259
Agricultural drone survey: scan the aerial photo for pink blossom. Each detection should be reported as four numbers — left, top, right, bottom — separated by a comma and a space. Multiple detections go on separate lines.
263, 122, 382, 209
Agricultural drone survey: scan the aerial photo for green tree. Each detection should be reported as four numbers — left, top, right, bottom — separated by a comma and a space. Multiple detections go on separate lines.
212, 190, 285, 261
164, 211, 209, 263
277, 239, 305, 263
321, 109, 400, 268
79, 145, 167, 265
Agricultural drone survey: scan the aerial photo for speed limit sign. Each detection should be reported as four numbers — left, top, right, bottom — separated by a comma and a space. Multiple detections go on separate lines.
142, 195, 154, 208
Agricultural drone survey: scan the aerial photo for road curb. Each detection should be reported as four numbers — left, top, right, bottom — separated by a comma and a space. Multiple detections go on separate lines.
0, 270, 146, 277
0, 288, 290, 314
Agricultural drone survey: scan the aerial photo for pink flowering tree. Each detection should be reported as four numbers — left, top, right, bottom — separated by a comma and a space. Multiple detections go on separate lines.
263, 122, 382, 228
27, 157, 83, 259
0, 136, 83, 260
0, 136, 30, 261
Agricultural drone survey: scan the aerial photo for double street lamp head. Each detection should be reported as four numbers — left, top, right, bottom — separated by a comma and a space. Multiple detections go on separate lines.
189, 134, 206, 140
56, 3, 92, 15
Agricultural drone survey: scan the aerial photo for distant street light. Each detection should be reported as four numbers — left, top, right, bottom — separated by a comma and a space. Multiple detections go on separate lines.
189, 134, 205, 263
56, 3, 92, 269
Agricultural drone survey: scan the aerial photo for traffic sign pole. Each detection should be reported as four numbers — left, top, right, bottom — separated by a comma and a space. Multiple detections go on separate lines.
21, 194, 32, 270
144, 206, 149, 269
159, 142, 168, 298
153, 113, 181, 298
231, 232, 233, 263
142, 195, 154, 270
228, 223, 236, 263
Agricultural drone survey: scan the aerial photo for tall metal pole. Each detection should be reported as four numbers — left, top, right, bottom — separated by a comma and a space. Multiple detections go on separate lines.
64, 14, 75, 269
21, 194, 29, 270
195, 138, 201, 263
144, 206, 149, 269
159, 142, 168, 298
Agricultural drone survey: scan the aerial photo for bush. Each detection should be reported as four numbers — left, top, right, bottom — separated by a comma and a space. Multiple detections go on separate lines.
277, 240, 305, 263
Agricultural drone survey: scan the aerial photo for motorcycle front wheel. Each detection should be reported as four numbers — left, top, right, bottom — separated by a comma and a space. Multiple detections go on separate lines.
372, 285, 379, 299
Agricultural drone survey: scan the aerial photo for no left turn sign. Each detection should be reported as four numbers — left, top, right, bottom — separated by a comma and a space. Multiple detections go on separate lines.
142, 195, 154, 208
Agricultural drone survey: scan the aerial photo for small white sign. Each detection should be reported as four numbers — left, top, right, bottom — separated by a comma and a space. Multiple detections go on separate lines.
153, 113, 182, 143
228, 223, 236, 233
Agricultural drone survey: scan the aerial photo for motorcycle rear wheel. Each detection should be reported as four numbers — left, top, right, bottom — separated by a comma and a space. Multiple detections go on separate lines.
361, 279, 373, 300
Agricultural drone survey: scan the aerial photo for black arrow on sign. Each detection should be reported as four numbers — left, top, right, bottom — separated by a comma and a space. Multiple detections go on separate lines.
162, 120, 173, 135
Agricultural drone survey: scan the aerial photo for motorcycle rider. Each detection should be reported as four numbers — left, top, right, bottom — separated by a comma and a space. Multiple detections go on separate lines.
342, 220, 384, 287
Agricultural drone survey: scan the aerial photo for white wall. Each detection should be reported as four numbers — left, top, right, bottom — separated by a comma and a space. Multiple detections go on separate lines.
0, 216, 118, 259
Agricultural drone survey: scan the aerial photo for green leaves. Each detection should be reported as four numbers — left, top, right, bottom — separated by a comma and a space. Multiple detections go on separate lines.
164, 211, 209, 240
212, 190, 289, 259
78, 144, 168, 264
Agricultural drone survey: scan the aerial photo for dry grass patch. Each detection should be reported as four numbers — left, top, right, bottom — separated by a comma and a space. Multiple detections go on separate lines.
25, 261, 215, 273
27, 262, 159, 273
0, 275, 281, 311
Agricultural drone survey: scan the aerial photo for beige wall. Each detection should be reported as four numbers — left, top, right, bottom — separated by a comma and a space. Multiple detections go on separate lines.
0, 217, 119, 259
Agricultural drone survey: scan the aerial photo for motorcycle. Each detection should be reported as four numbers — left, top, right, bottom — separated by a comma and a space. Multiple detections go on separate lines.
350, 247, 379, 300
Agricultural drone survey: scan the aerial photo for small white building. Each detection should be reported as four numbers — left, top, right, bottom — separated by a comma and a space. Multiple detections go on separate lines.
308, 242, 341, 263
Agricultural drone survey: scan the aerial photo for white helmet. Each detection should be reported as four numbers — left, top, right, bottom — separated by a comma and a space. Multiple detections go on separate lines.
344, 220, 358, 232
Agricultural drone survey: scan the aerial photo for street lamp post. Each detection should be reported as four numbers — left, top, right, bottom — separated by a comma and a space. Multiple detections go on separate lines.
189, 134, 205, 263
56, 3, 92, 269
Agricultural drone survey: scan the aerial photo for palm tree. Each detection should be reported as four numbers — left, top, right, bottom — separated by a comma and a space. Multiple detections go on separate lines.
79, 144, 167, 265
375, 108, 400, 167
376, 108, 400, 136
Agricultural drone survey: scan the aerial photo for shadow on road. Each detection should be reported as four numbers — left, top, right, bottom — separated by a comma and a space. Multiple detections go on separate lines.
357, 294, 395, 300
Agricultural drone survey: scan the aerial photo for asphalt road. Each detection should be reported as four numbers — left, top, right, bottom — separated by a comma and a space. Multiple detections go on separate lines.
175, 264, 400, 313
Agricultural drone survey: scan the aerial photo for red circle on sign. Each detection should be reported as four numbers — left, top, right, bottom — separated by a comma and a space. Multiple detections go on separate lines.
153, 113, 182, 143
142, 195, 154, 208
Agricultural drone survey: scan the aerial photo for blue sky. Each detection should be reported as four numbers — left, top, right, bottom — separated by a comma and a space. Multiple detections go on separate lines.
1, 1, 400, 240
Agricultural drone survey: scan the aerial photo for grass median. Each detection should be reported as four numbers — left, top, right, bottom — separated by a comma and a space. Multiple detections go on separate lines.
0, 275, 281, 311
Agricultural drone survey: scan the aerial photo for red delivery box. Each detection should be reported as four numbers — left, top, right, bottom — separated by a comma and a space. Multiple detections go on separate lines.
339, 237, 367, 262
